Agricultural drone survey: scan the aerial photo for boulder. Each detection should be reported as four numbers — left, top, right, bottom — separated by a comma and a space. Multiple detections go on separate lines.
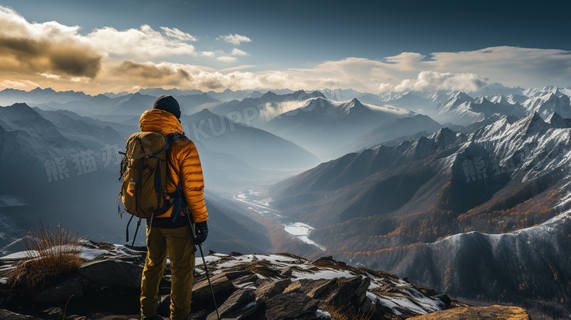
218, 270, 255, 281
254, 279, 291, 301
311, 256, 333, 265
34, 276, 83, 303
77, 259, 142, 288
228, 252, 243, 257
231, 274, 258, 287
282, 281, 302, 294
408, 305, 531, 320
280, 267, 293, 277
321, 276, 370, 315
306, 279, 335, 299
206, 289, 256, 320
264, 292, 320, 320
192, 273, 236, 306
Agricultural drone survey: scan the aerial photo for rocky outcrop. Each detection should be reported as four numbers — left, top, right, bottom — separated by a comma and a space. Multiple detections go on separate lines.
0, 242, 529, 320
264, 292, 320, 320
77, 259, 143, 288
408, 305, 531, 320
33, 276, 83, 303
206, 289, 257, 320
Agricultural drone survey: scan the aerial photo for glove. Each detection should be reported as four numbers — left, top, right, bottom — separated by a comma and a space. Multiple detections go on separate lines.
193, 221, 208, 245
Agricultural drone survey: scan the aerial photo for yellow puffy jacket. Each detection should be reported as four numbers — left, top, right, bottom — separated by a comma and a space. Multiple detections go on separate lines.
139, 109, 209, 223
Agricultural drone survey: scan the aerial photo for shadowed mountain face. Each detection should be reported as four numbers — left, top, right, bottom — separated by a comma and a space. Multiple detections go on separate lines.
33, 108, 126, 150
269, 112, 571, 317
353, 210, 571, 319
332, 114, 442, 158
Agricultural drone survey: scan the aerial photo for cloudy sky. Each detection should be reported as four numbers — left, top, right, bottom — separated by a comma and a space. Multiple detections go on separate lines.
0, 0, 570, 94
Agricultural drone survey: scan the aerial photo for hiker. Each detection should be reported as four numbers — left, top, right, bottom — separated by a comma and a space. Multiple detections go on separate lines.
137, 96, 209, 320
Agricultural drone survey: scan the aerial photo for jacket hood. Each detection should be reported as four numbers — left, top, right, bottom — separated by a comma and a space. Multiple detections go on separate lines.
139, 109, 183, 135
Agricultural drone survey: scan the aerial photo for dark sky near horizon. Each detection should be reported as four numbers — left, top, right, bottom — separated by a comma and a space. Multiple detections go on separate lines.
4, 0, 570, 69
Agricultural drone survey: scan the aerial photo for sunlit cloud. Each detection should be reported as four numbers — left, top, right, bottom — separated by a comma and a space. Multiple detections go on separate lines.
216, 34, 251, 45
87, 25, 196, 59
217, 56, 238, 63
0, 79, 39, 89
231, 48, 249, 56
160, 26, 197, 41
380, 71, 488, 92
201, 51, 216, 57
39, 73, 61, 80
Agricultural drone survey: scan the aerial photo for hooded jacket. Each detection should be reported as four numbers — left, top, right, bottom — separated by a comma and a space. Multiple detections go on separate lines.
139, 109, 208, 225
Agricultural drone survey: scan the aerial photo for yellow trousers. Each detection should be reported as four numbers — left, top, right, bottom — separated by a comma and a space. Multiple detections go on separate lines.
140, 225, 195, 320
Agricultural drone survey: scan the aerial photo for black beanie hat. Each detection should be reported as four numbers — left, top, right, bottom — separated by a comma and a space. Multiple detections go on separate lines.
153, 95, 181, 119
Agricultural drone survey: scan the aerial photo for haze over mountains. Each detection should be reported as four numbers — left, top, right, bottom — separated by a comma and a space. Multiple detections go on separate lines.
2, 83, 571, 318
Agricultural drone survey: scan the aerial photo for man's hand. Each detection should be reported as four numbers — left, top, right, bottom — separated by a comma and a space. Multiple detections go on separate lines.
194, 221, 208, 245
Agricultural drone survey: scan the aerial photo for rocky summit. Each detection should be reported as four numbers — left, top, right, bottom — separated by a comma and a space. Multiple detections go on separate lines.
0, 241, 530, 320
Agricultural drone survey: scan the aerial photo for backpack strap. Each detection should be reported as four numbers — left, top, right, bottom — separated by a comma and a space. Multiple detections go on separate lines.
148, 133, 187, 223
165, 133, 187, 223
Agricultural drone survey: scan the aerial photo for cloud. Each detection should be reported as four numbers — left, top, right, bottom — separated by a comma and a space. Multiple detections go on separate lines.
379, 71, 488, 92
0, 6, 102, 78
8, 43, 569, 95
231, 48, 249, 56
87, 25, 196, 59
0, 5, 199, 81
104, 60, 296, 91
0, 79, 38, 88
216, 34, 251, 45
160, 27, 197, 41
111, 60, 191, 86
201, 51, 216, 57
218, 65, 256, 73
425, 46, 571, 87
217, 56, 238, 63
39, 73, 61, 80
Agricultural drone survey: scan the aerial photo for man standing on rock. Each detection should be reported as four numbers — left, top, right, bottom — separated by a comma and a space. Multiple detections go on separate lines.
138, 95, 209, 320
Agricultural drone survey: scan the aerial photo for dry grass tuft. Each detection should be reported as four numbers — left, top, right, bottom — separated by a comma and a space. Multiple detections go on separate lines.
4, 223, 84, 290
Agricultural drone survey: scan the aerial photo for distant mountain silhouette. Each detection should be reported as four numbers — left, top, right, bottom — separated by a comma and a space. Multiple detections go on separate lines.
182, 109, 320, 169
259, 97, 413, 159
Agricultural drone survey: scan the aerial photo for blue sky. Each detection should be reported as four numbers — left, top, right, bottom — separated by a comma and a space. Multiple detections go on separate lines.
0, 0, 570, 93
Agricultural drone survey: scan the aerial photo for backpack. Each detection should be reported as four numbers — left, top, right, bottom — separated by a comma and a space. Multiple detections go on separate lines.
117, 131, 186, 244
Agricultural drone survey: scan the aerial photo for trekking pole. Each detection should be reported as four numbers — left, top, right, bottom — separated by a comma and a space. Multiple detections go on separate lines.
185, 207, 220, 320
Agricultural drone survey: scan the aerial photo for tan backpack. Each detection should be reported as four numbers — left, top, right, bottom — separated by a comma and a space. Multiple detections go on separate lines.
117, 132, 186, 244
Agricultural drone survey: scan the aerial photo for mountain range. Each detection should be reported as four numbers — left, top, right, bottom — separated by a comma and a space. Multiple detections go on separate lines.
268, 111, 571, 317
